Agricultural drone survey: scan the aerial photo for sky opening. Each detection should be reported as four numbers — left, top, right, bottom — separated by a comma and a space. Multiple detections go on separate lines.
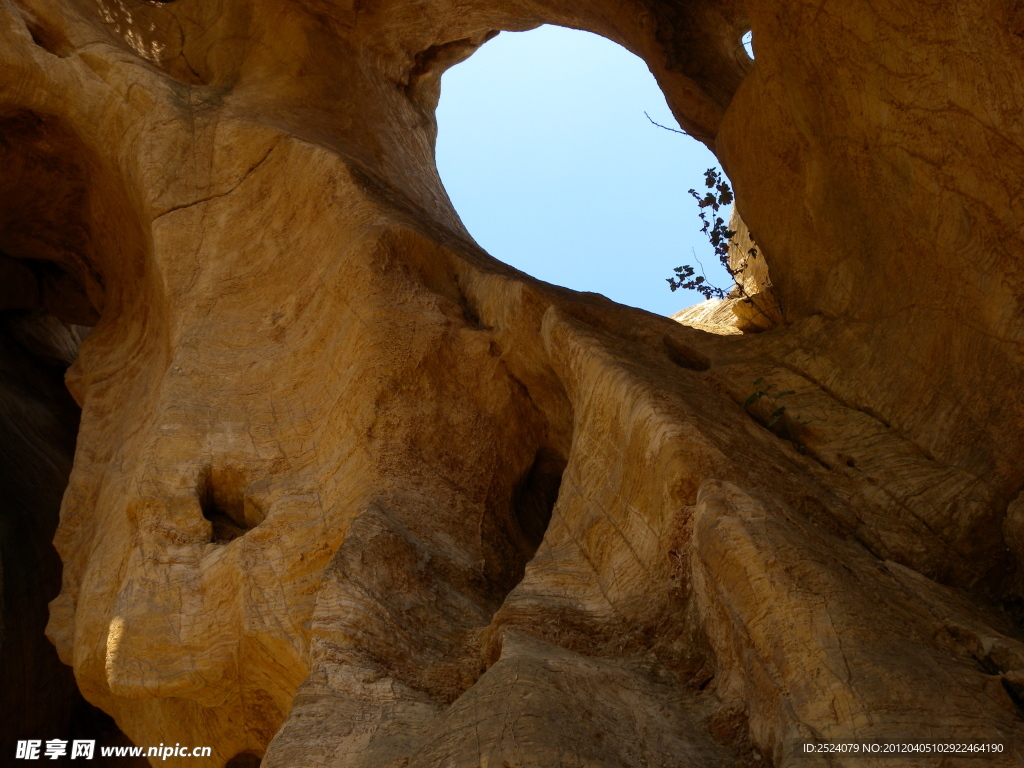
436, 25, 735, 317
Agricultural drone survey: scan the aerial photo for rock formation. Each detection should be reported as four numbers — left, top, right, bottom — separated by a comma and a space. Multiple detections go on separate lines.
671, 208, 781, 334
2, 0, 1024, 765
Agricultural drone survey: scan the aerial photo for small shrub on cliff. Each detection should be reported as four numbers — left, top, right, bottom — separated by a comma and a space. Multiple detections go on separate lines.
743, 377, 809, 440
667, 167, 759, 301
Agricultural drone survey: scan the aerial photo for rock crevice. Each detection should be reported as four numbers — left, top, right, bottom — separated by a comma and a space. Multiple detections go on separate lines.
2, 0, 1024, 765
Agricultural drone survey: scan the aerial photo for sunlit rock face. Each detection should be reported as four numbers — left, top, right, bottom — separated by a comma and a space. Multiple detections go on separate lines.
2, 0, 1024, 765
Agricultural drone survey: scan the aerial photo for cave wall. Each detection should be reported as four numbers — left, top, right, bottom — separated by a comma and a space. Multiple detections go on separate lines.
718, 0, 1024, 518
0, 312, 82, 748
1, 0, 1023, 765
0, 305, 146, 765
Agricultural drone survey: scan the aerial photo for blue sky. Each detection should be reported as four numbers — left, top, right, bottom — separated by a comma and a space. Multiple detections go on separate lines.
435, 25, 735, 317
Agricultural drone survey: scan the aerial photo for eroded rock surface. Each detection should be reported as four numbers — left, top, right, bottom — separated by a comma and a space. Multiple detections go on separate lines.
2, 0, 1023, 765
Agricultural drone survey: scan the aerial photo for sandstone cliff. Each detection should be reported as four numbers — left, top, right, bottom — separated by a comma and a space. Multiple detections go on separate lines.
2, 0, 1024, 766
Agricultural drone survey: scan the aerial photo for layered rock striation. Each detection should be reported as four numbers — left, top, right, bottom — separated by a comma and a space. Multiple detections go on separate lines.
2, 0, 1024, 765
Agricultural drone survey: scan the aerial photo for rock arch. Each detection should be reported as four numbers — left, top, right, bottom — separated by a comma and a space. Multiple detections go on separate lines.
2, 0, 1024, 765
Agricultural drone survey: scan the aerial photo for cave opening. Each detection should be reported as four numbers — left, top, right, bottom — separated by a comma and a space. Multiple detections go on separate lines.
225, 751, 263, 767
435, 25, 735, 317
742, 30, 754, 59
513, 447, 566, 555
199, 467, 265, 545
0, 112, 140, 753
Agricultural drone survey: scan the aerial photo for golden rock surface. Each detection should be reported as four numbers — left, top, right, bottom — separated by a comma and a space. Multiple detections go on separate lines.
1, 0, 1023, 765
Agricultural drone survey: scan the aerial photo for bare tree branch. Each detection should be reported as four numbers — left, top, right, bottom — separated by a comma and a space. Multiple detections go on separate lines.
644, 111, 689, 136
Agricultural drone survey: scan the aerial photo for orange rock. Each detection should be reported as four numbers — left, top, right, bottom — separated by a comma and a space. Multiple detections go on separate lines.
0, 0, 1021, 765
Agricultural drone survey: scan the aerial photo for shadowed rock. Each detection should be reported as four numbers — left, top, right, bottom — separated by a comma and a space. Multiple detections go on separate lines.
1, 0, 1024, 765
